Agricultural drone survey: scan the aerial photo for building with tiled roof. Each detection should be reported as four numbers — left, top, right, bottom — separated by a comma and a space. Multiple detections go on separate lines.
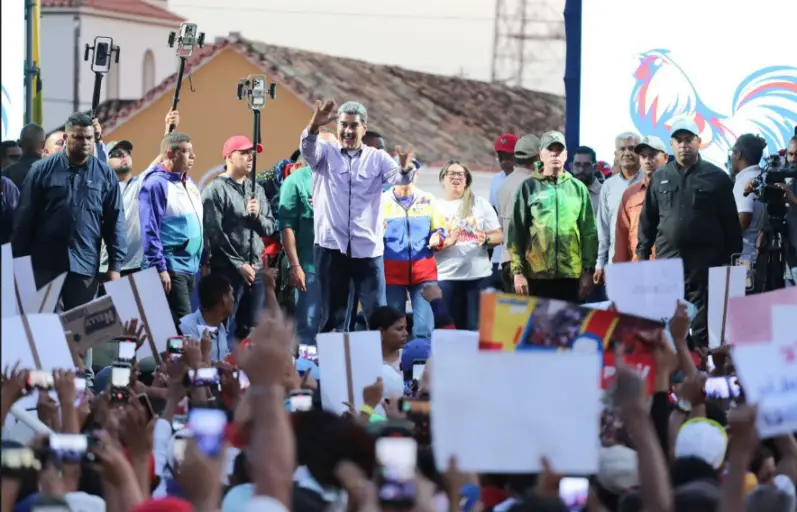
39, 0, 185, 131
101, 33, 564, 187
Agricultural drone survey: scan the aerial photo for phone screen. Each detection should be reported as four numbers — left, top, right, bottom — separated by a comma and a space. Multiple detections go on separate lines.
289, 393, 313, 412
376, 437, 417, 505
27, 371, 53, 390
298, 344, 318, 362
167, 337, 184, 353
412, 363, 426, 382
74, 377, 87, 393
559, 477, 589, 510
187, 409, 227, 457
237, 371, 250, 389
118, 341, 137, 361
188, 368, 219, 387
705, 377, 730, 400
111, 367, 131, 388
49, 434, 88, 463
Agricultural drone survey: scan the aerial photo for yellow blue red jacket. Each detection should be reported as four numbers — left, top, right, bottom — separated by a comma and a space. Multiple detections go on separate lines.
381, 188, 444, 286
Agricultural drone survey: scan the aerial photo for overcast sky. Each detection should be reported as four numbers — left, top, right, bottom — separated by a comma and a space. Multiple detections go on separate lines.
169, 0, 565, 95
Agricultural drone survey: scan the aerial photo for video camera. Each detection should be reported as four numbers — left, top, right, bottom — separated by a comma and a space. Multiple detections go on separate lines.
749, 155, 797, 220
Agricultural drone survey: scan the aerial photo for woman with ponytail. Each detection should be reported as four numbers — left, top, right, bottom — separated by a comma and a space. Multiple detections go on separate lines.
432, 161, 502, 329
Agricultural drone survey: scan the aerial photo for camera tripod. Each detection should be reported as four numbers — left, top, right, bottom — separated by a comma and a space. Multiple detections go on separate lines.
753, 219, 795, 292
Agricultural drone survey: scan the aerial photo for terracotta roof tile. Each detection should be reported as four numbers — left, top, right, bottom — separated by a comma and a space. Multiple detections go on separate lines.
102, 35, 565, 168
41, 0, 184, 22
48, 98, 139, 134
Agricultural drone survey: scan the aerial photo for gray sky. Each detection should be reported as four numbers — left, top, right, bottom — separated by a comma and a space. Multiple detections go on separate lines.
169, 0, 565, 94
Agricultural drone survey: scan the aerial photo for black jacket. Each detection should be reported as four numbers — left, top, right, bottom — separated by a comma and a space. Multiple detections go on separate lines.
637, 156, 742, 267
2, 155, 40, 189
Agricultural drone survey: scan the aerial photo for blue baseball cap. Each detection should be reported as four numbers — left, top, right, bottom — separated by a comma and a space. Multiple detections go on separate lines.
295, 358, 320, 381
669, 117, 700, 138
401, 338, 431, 379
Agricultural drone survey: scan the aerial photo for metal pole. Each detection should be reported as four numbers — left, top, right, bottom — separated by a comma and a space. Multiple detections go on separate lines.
249, 109, 261, 265
90, 72, 103, 118
24, 0, 34, 124
168, 57, 187, 133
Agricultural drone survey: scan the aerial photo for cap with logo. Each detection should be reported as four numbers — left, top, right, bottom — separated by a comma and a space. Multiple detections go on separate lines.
106, 140, 134, 154
669, 117, 700, 138
494, 133, 518, 153
635, 135, 667, 154
514, 134, 540, 158
222, 135, 263, 159
540, 131, 567, 150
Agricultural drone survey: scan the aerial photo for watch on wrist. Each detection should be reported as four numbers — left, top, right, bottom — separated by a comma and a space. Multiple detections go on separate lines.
676, 397, 692, 413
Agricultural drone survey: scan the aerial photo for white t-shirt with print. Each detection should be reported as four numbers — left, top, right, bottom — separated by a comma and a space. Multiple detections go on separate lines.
435, 195, 501, 281
732, 166, 765, 261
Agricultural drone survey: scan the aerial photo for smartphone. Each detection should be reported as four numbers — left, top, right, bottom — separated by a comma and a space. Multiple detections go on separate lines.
188, 367, 220, 387
728, 376, 742, 398
137, 393, 156, 422
297, 344, 318, 362
202, 326, 218, 336
110, 364, 132, 402
375, 436, 417, 508
705, 376, 731, 400
48, 434, 95, 463
559, 477, 589, 511
74, 377, 87, 394
1, 447, 42, 475
26, 370, 54, 392
412, 359, 426, 382
166, 336, 184, 354
401, 399, 430, 414
187, 408, 227, 457
117, 341, 137, 362
288, 390, 313, 412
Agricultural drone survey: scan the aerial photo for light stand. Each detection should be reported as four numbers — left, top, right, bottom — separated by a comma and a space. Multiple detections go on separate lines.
236, 74, 276, 264
167, 22, 205, 133
83, 36, 120, 118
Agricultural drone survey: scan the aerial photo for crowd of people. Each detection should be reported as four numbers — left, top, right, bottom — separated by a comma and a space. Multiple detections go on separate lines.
1, 93, 796, 511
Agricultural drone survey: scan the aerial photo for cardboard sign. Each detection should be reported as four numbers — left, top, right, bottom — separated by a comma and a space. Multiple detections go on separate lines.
59, 295, 124, 354
431, 341, 601, 474
604, 259, 684, 323
316, 331, 383, 415
12, 256, 66, 314
1, 244, 18, 318
104, 267, 176, 362
479, 292, 662, 395
729, 289, 797, 438
707, 265, 746, 348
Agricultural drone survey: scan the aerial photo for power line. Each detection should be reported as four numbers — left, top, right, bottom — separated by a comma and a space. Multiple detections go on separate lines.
169, 4, 494, 22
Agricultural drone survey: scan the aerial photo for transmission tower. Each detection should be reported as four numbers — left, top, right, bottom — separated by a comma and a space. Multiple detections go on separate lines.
491, 0, 565, 93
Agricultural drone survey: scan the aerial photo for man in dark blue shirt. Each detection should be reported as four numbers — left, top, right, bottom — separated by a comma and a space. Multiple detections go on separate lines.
12, 112, 126, 311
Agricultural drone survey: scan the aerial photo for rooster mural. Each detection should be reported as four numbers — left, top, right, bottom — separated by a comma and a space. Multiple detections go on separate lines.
631, 49, 797, 166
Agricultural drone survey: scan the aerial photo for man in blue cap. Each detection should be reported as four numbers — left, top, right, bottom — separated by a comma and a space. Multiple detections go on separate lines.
636, 116, 742, 348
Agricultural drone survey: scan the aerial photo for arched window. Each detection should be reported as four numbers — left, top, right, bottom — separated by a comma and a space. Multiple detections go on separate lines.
142, 50, 156, 94
106, 60, 120, 100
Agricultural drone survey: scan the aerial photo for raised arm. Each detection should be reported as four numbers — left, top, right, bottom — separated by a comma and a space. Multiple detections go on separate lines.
300, 100, 338, 170
380, 145, 416, 186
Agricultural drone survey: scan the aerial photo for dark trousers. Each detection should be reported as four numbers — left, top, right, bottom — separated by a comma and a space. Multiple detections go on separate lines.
684, 266, 709, 348
35, 270, 99, 312
168, 272, 196, 331
438, 276, 492, 330
315, 245, 386, 332
529, 278, 580, 302
217, 266, 267, 342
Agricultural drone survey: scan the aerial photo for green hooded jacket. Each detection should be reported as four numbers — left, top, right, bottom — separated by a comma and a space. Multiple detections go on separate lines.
507, 169, 598, 279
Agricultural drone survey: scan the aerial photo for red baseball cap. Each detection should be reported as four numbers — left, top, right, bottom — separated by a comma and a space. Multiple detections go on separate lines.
494, 133, 518, 153
222, 135, 263, 159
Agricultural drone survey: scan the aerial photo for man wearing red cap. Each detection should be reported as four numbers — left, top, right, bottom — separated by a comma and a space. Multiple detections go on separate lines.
202, 135, 275, 346
489, 133, 518, 284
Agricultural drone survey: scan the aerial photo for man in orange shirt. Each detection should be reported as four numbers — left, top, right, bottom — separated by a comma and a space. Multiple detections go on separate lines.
614, 136, 669, 262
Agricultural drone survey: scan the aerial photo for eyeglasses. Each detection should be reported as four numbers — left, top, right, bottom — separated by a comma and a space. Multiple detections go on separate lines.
446, 171, 466, 179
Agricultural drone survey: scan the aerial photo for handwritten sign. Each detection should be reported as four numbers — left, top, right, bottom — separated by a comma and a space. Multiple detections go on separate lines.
604, 259, 684, 323
59, 296, 124, 353
730, 290, 797, 438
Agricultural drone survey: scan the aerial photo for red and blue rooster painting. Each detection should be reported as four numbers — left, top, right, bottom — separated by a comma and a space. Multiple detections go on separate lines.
631, 49, 797, 165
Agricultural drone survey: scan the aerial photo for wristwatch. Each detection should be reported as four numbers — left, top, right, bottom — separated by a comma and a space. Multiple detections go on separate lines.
676, 397, 692, 414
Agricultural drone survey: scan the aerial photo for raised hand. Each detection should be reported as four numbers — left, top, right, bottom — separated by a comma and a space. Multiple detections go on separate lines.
311, 99, 338, 129
395, 144, 416, 170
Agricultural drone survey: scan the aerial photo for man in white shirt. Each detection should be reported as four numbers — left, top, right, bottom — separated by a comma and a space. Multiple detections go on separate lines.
489, 133, 518, 287
730, 134, 767, 265
496, 134, 539, 292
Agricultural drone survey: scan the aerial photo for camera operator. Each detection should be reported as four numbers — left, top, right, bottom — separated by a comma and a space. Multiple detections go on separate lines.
731, 134, 767, 264
780, 136, 797, 261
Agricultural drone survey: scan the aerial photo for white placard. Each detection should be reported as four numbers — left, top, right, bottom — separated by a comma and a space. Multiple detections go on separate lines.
12, 256, 66, 314
1, 244, 18, 318
104, 267, 176, 360
431, 329, 479, 353
431, 347, 601, 474
605, 259, 684, 322
316, 331, 383, 415
707, 266, 746, 348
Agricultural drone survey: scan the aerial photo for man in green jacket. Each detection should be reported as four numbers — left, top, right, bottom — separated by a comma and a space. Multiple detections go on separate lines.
507, 131, 598, 302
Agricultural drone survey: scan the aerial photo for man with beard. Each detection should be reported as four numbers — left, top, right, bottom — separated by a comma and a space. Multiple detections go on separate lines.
202, 135, 275, 347
571, 146, 603, 217
12, 112, 126, 308
637, 118, 741, 348
300, 99, 416, 332
614, 136, 669, 262
139, 131, 204, 327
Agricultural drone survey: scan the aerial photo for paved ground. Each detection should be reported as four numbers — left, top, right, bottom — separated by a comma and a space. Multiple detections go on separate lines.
413, 167, 496, 201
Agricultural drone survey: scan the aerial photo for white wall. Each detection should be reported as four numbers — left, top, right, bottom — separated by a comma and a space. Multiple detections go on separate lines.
40, 11, 179, 131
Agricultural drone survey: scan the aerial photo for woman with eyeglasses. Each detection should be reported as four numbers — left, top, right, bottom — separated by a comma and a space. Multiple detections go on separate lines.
430, 161, 502, 330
